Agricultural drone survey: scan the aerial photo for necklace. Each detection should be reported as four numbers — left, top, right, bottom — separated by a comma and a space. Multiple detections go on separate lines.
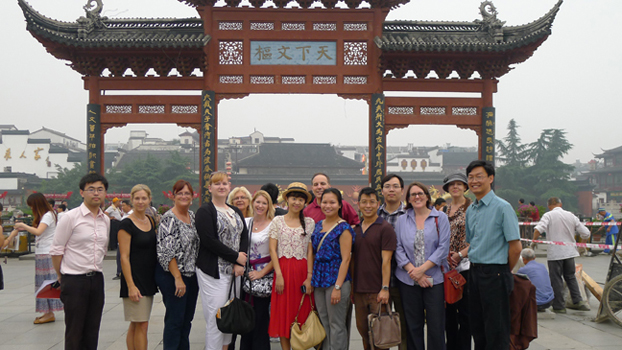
133, 215, 149, 224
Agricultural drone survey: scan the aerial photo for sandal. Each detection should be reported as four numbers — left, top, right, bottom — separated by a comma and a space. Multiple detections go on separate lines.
34, 315, 55, 324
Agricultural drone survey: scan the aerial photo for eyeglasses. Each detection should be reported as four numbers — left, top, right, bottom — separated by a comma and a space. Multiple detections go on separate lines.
175, 192, 193, 197
410, 192, 426, 198
84, 187, 106, 193
233, 196, 249, 201
467, 174, 488, 182
383, 184, 401, 190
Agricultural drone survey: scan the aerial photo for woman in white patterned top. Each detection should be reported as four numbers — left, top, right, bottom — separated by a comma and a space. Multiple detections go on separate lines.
155, 180, 200, 350
195, 172, 249, 350
268, 182, 315, 350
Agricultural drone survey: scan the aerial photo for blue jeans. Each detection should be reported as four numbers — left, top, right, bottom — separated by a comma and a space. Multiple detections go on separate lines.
155, 264, 199, 350
604, 233, 618, 253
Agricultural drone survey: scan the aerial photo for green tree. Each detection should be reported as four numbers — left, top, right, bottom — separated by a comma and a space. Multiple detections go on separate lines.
496, 119, 527, 167
37, 162, 87, 208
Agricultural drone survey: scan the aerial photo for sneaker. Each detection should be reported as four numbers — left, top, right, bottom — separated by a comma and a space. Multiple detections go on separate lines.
568, 301, 590, 311
112, 274, 121, 280
552, 308, 566, 314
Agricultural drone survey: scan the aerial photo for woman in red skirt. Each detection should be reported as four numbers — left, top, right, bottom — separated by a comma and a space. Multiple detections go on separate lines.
268, 182, 316, 350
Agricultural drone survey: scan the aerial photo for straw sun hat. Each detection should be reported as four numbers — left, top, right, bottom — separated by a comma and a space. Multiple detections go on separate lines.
281, 182, 312, 204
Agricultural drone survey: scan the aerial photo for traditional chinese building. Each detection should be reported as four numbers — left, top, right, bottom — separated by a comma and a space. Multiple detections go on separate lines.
20, 0, 562, 201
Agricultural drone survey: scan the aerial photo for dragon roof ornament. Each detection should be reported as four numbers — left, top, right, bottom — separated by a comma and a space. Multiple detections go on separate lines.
77, 0, 107, 38
475, 1, 506, 42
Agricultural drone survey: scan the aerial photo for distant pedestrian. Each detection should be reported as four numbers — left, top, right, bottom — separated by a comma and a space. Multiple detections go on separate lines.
50, 173, 110, 350
529, 201, 540, 222
464, 160, 521, 350
434, 197, 447, 212
534, 197, 590, 313
13, 193, 63, 324
597, 208, 619, 254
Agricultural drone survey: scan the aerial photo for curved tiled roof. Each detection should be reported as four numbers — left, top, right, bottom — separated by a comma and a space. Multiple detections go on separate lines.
376, 0, 562, 53
19, 0, 209, 50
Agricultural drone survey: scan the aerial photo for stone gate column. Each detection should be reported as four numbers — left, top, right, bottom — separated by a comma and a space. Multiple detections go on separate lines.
201, 90, 217, 203
370, 93, 386, 198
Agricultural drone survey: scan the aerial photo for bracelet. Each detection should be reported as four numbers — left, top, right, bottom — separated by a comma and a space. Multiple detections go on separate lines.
458, 252, 464, 259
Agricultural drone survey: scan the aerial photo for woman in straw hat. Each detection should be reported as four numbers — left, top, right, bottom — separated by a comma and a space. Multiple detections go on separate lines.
268, 182, 316, 350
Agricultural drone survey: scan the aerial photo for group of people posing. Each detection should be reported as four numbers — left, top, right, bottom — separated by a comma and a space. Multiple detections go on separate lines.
34, 159, 574, 350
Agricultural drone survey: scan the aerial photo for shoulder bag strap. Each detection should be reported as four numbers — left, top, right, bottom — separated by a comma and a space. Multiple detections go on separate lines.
317, 219, 344, 253
434, 216, 446, 274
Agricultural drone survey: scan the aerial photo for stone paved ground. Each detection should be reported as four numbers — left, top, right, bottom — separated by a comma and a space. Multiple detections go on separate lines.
1, 247, 621, 350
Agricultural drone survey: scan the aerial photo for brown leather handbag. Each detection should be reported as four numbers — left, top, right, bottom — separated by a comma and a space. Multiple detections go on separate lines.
368, 303, 401, 349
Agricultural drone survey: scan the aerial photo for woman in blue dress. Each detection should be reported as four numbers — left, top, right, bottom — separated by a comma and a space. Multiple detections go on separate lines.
311, 188, 354, 350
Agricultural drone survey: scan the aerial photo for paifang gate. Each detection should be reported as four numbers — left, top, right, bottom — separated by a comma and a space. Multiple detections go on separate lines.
19, 0, 562, 202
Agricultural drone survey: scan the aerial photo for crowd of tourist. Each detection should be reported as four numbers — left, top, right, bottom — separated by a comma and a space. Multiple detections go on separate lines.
0, 159, 601, 350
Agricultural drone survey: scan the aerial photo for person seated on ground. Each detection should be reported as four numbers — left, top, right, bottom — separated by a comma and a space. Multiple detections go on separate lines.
517, 248, 554, 312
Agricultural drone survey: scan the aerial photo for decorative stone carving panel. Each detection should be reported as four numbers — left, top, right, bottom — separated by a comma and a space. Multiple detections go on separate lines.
388, 107, 414, 115
452, 107, 478, 116
250, 75, 275, 84
219, 21, 243, 31
105, 105, 132, 114
219, 75, 244, 84
344, 42, 368, 66
282, 76, 306, 84
313, 76, 337, 85
313, 23, 337, 31
138, 105, 165, 114
344, 22, 368, 31
250, 22, 275, 31
344, 76, 368, 85
420, 107, 446, 115
282, 22, 305, 31
172, 105, 199, 114
219, 41, 243, 65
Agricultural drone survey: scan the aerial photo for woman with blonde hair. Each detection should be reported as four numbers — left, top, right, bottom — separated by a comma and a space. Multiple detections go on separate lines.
228, 186, 254, 218
118, 184, 158, 350
241, 190, 276, 350
195, 172, 249, 350
12, 193, 63, 324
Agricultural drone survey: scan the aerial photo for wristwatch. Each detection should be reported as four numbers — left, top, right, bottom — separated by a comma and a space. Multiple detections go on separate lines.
382, 285, 389, 291
335, 284, 341, 290
458, 252, 464, 259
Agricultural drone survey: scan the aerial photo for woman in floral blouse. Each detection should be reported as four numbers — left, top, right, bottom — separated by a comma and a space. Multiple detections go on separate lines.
268, 182, 315, 350
155, 180, 200, 350
442, 173, 472, 350
311, 188, 354, 350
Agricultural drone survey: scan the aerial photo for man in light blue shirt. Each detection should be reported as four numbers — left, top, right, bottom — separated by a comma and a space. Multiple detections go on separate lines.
517, 248, 554, 311
464, 160, 521, 350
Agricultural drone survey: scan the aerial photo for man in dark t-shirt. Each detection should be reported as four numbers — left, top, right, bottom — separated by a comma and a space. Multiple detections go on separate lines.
352, 187, 397, 350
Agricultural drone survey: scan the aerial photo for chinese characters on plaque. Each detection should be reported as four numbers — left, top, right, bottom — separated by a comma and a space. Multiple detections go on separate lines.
371, 94, 385, 197
201, 91, 216, 203
250, 41, 336, 65
87, 104, 101, 174
482, 107, 495, 164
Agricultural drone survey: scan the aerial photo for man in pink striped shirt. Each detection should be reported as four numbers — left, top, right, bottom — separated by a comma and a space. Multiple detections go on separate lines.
51, 173, 110, 350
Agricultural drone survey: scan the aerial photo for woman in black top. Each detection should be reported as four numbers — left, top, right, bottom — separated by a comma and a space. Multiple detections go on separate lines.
195, 172, 249, 350
119, 184, 158, 350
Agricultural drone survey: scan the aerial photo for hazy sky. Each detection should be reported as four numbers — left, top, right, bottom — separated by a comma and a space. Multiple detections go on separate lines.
1, 0, 618, 163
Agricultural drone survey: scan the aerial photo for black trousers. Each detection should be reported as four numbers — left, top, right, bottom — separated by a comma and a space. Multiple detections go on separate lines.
60, 272, 105, 350
445, 270, 471, 350
240, 294, 271, 350
399, 281, 446, 350
468, 264, 513, 350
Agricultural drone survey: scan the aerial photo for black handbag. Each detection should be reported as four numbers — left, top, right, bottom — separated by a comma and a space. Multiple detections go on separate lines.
216, 276, 255, 334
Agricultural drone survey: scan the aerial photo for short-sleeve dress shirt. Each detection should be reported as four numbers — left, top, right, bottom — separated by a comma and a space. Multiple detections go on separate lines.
534, 207, 590, 261
50, 203, 110, 275
465, 190, 520, 265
